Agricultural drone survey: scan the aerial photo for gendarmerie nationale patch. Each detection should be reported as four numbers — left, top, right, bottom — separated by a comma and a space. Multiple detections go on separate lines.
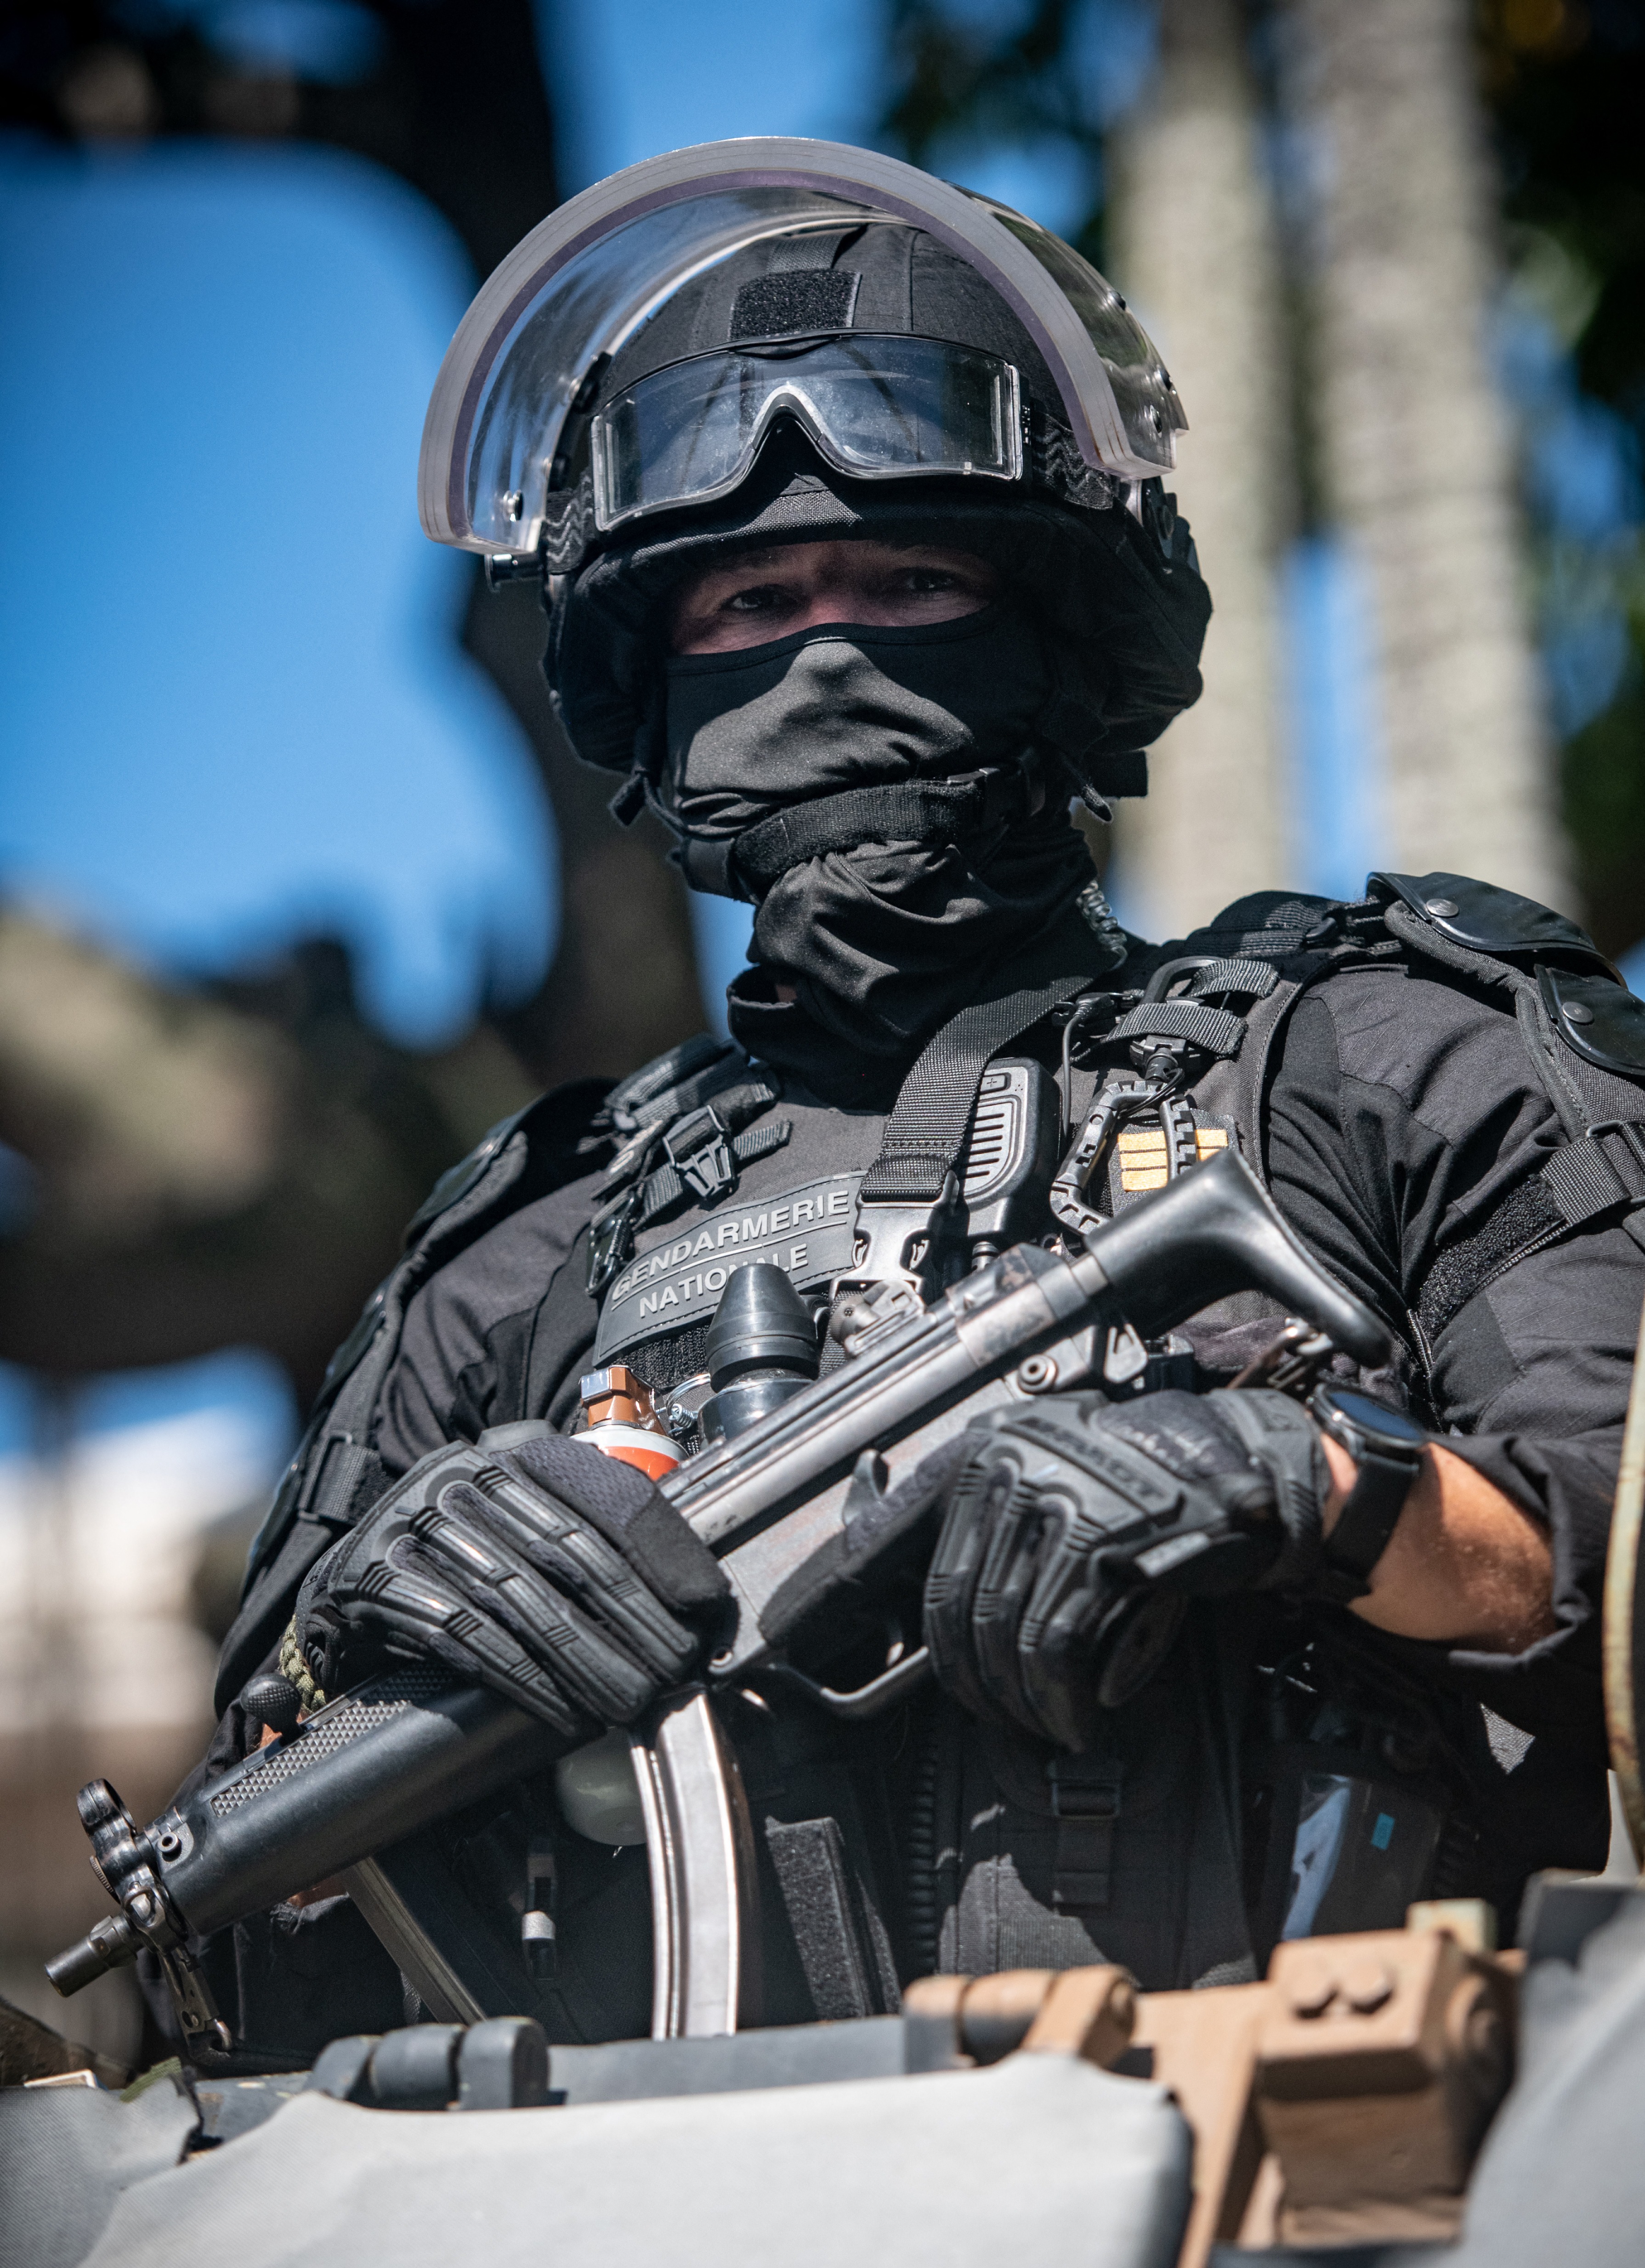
593, 1171, 861, 1363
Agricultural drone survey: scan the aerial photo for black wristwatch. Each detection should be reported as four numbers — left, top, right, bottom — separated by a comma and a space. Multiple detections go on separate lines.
1309, 1386, 1428, 1604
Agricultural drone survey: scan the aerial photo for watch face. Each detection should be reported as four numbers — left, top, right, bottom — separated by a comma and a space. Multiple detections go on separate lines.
1320, 1388, 1427, 1449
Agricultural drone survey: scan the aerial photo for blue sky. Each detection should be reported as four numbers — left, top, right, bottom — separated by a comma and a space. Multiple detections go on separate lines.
542, 0, 877, 193
0, 137, 551, 1047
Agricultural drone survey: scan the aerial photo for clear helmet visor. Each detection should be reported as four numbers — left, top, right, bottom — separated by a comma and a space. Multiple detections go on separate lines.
418, 138, 1186, 560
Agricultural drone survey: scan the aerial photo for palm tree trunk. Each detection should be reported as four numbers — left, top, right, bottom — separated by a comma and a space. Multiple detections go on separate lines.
1290, 0, 1567, 905
1108, 0, 1293, 941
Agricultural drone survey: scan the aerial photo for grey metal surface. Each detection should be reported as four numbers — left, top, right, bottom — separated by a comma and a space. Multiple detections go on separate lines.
1446, 1889, 1645, 2267
631, 1689, 751, 2037
549, 2017, 908, 2102
79, 2053, 1190, 2268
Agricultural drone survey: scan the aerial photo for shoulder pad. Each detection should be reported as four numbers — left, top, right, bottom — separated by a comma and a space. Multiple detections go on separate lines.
1371, 871, 1614, 973
402, 1096, 543, 1245
402, 1076, 612, 1248
1539, 966, 1645, 1076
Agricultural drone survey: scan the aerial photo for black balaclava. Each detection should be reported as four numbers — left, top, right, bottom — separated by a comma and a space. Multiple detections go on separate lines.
656, 595, 1102, 1075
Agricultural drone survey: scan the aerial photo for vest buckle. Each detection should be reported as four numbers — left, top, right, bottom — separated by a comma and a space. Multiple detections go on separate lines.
586, 1182, 644, 1298
664, 1105, 737, 1202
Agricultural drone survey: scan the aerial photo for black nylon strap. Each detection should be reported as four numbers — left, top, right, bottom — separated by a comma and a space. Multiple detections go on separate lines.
734, 769, 1034, 895
1188, 957, 1279, 1001
1047, 1754, 1123, 1911
1317, 1448, 1419, 1604
1544, 1122, 1645, 1224
303, 1435, 389, 1531
595, 1074, 779, 1204
861, 961, 1095, 1204
585, 1076, 784, 1296
604, 1033, 732, 1126
626, 1056, 764, 1134
1107, 999, 1247, 1057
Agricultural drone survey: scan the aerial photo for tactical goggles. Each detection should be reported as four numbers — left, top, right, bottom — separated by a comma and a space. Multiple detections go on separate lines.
589, 336, 1023, 532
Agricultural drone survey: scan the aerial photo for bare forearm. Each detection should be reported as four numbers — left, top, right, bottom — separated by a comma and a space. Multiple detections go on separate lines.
1320, 1436, 1556, 1652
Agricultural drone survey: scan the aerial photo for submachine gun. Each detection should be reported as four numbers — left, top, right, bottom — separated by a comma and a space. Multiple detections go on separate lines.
45, 1151, 1388, 2054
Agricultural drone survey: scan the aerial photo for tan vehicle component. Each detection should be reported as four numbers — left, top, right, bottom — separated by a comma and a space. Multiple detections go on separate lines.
905, 1900, 1517, 2263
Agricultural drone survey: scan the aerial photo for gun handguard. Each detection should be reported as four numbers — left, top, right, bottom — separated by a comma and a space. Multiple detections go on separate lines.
47, 1152, 1385, 2015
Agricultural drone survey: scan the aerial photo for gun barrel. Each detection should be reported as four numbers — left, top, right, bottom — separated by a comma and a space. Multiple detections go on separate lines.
78, 1672, 557, 1993
45, 1913, 141, 1997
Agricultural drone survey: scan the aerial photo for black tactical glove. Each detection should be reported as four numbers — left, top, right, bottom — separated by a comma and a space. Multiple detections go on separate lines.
294, 1433, 729, 1738
924, 1388, 1330, 1749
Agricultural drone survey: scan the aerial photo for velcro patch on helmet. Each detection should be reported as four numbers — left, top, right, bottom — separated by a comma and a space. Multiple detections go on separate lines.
730, 270, 860, 343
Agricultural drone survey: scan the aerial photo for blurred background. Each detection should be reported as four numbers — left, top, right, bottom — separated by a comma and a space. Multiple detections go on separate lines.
1, 0, 1643, 2063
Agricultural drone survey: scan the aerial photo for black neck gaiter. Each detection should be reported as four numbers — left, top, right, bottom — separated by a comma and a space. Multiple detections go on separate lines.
660, 608, 1098, 1070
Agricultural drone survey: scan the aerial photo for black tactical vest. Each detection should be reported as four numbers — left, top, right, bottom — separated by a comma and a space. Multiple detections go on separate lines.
219, 873, 1645, 2020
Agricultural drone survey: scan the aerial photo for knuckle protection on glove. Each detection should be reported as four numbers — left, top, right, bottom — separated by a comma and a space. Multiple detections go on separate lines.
983, 1406, 1190, 1532
1095, 1390, 1256, 1484
296, 1531, 592, 1737
425, 1480, 704, 1705
967, 1455, 1054, 1735
924, 1454, 1005, 1725
922, 1385, 1309, 1749
292, 1430, 723, 1731
497, 1436, 729, 1615
441, 1476, 632, 1605
1017, 1555, 1116, 1747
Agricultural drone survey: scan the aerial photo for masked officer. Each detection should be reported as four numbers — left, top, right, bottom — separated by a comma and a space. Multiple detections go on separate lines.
186, 142, 1645, 2057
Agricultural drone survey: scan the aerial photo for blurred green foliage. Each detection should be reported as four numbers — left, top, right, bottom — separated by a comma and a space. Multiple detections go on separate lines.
1561, 602, 1645, 955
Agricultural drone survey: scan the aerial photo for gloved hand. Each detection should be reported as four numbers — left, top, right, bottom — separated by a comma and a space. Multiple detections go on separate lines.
924, 1387, 1330, 1748
293, 1432, 729, 1738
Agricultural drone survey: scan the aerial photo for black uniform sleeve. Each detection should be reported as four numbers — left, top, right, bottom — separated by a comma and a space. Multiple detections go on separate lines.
374, 1170, 607, 1477
1265, 967, 1643, 1750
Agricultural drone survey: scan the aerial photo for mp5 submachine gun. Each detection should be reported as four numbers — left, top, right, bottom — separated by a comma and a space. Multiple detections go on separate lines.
47, 1151, 1387, 2054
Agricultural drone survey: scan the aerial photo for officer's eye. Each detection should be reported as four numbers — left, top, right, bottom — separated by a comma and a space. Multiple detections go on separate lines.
899, 569, 960, 594
723, 582, 790, 613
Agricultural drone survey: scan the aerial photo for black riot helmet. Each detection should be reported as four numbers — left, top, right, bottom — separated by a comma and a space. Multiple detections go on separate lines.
419, 140, 1212, 818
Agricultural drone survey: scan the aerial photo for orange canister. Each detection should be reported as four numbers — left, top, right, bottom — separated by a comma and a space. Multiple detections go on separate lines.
577, 1364, 684, 1481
